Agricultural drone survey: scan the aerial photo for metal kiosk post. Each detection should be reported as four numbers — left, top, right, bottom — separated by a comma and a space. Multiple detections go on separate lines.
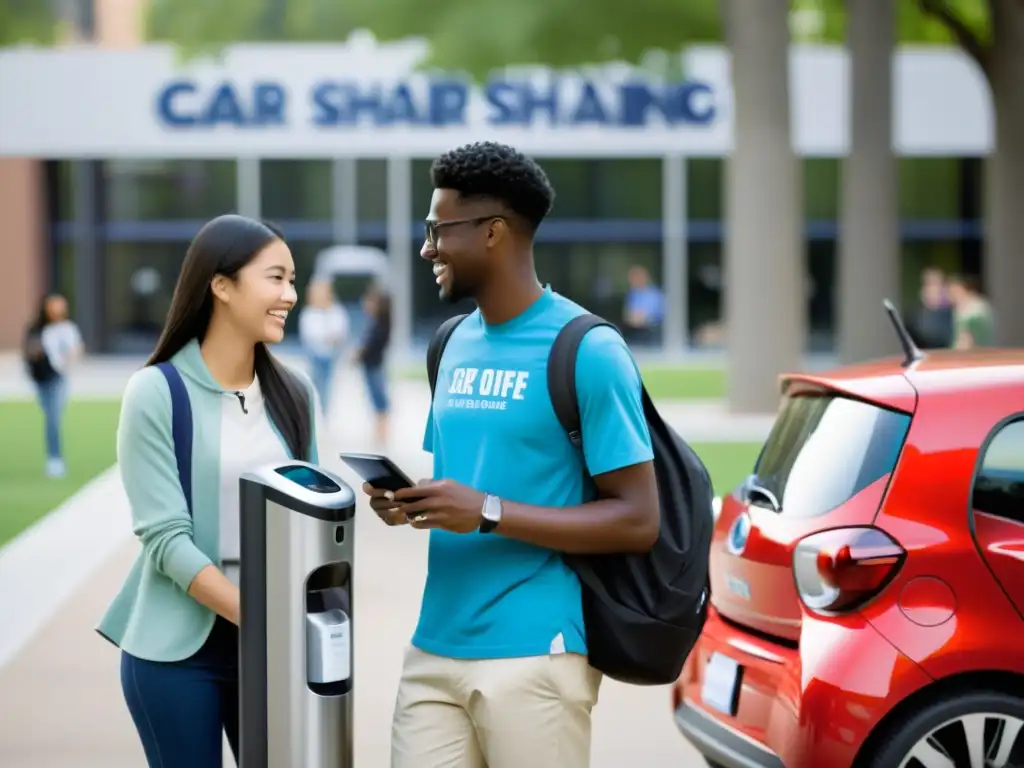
238, 461, 356, 768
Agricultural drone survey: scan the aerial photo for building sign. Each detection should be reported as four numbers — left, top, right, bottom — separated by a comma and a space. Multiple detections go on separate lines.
155, 77, 717, 130
0, 43, 993, 158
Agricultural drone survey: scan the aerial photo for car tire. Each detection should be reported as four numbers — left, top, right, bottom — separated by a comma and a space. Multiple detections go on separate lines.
704, 761, 727, 768
864, 689, 1024, 768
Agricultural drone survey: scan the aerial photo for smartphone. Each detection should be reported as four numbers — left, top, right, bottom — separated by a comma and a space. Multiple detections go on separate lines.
339, 452, 416, 493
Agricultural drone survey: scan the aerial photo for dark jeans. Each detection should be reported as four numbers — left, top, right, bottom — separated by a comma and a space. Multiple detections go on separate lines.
35, 376, 66, 460
121, 616, 239, 768
362, 363, 390, 414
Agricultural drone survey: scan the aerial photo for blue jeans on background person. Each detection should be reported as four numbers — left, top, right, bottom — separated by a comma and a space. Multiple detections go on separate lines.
362, 363, 389, 414
308, 354, 335, 413
35, 376, 66, 463
121, 616, 239, 768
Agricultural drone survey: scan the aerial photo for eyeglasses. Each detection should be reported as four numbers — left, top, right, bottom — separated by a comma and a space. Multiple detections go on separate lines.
424, 215, 503, 248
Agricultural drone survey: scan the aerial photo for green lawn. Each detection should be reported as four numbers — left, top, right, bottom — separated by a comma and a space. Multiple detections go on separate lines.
0, 395, 756, 550
0, 399, 121, 548
690, 442, 760, 498
400, 364, 727, 400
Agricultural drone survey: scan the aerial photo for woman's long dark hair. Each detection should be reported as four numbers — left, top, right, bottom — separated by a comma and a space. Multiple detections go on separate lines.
147, 214, 311, 460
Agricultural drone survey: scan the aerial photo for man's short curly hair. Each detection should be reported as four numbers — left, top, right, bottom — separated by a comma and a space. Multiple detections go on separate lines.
430, 142, 555, 232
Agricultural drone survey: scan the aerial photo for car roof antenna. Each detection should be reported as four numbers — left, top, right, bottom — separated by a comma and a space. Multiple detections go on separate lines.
883, 299, 924, 368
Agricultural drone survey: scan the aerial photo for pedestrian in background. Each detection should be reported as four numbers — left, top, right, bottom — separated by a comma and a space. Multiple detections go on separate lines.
948, 273, 997, 349
913, 266, 954, 349
298, 277, 349, 416
22, 292, 83, 478
355, 283, 391, 448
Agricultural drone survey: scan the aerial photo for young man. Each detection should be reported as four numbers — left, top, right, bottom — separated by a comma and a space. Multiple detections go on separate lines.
363, 142, 660, 768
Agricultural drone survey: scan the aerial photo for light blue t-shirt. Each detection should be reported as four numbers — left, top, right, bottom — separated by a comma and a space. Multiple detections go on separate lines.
413, 289, 654, 660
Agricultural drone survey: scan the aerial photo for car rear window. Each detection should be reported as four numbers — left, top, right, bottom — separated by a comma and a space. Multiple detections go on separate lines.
750, 395, 911, 518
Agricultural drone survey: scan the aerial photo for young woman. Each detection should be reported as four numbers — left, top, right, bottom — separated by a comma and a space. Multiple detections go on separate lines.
96, 214, 328, 767
298, 277, 349, 415
22, 293, 84, 477
355, 284, 391, 448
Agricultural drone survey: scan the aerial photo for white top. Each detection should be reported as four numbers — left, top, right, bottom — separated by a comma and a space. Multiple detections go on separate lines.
41, 320, 83, 374
299, 304, 349, 358
218, 375, 289, 585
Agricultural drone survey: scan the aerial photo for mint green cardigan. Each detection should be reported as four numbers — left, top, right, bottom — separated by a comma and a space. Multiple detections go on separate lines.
96, 340, 321, 662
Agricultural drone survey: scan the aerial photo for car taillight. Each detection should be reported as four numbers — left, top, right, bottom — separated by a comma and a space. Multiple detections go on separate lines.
793, 527, 905, 614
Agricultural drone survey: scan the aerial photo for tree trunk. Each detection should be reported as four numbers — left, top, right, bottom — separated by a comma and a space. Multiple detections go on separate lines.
723, 0, 804, 413
839, 0, 900, 363
985, 0, 1024, 346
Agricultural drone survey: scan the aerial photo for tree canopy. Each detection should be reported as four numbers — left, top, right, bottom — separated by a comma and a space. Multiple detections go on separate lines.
143, 0, 989, 78
0, 0, 59, 47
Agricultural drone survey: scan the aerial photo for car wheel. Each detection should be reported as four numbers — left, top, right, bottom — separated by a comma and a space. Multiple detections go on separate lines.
866, 690, 1024, 768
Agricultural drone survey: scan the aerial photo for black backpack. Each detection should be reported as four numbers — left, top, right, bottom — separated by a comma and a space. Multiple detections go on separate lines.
23, 326, 58, 384
427, 312, 714, 685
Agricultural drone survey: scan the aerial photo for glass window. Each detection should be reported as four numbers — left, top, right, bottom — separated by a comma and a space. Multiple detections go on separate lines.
55, 241, 76, 314
807, 241, 835, 352
751, 395, 911, 518
261, 160, 331, 221
104, 241, 189, 351
49, 161, 76, 221
412, 158, 660, 220
538, 160, 591, 218
105, 160, 237, 221
973, 419, 1024, 524
535, 242, 662, 323
411, 159, 436, 219
686, 158, 722, 220
899, 158, 960, 219
357, 159, 388, 223
804, 159, 840, 220
687, 241, 723, 346
685, 241, 835, 353
589, 159, 661, 219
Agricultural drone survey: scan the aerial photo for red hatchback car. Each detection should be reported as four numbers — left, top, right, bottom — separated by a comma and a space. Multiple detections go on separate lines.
674, 324, 1024, 767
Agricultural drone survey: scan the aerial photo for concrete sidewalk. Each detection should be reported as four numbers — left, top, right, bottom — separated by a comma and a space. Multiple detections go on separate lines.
0, 374, 714, 767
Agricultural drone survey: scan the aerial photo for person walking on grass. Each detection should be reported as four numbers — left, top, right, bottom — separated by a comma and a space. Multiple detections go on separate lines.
22, 292, 83, 478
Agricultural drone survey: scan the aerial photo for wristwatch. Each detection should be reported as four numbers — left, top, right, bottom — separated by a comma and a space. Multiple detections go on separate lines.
480, 494, 503, 534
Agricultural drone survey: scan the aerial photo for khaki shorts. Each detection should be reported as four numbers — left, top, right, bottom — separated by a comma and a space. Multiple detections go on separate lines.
391, 646, 603, 768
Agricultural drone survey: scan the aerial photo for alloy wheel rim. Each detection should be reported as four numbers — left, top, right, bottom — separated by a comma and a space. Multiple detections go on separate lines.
898, 712, 1024, 768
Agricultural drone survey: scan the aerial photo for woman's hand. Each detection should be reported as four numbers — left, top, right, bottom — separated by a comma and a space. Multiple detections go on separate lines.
187, 565, 241, 625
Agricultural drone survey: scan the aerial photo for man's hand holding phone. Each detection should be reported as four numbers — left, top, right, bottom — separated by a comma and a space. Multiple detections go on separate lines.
363, 484, 411, 526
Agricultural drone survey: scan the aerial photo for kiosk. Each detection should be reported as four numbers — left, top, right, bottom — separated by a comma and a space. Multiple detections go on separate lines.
238, 461, 357, 768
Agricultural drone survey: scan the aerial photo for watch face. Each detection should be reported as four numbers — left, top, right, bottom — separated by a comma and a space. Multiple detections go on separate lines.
481, 495, 502, 531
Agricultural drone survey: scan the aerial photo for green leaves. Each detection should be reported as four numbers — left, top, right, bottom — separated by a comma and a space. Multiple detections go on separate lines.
0, 0, 58, 47
141, 0, 991, 78
145, 0, 722, 76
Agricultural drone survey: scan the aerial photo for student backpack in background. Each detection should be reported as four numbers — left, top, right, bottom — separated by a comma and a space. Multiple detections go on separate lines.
23, 326, 58, 384
427, 312, 715, 685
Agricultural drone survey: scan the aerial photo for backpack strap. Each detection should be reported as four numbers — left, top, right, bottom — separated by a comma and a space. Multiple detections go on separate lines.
155, 362, 194, 517
547, 313, 619, 450
427, 313, 469, 399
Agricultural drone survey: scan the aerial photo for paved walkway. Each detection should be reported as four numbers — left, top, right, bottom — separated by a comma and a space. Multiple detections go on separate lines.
0, 356, 773, 767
